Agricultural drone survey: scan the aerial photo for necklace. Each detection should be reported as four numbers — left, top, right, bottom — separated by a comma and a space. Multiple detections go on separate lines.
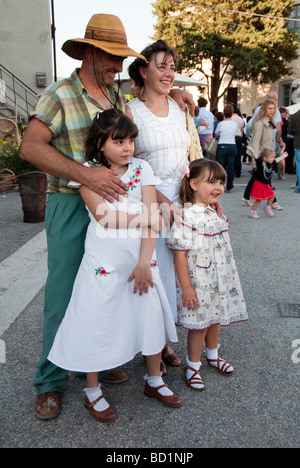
262, 161, 272, 180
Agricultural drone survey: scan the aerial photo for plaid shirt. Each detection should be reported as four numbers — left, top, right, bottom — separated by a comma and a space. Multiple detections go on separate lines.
31, 69, 126, 193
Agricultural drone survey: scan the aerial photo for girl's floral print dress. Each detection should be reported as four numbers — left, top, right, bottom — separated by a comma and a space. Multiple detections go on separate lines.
167, 205, 248, 330
48, 159, 177, 373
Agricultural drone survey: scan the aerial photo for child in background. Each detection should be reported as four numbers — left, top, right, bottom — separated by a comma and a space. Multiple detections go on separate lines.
167, 159, 248, 391
247, 146, 289, 219
48, 109, 182, 423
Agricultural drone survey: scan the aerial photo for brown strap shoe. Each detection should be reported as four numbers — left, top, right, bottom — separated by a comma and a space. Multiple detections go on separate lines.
102, 367, 128, 384
84, 396, 117, 423
34, 391, 61, 420
144, 382, 183, 408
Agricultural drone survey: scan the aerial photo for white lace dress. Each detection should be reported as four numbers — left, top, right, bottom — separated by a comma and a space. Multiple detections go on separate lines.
127, 98, 191, 320
48, 159, 177, 373
167, 205, 248, 330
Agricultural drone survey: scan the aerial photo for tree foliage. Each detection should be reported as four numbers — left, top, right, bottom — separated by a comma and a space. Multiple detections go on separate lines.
152, 0, 299, 107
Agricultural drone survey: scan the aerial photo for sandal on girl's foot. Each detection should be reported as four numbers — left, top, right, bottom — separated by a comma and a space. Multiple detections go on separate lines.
160, 360, 168, 376
182, 366, 205, 391
206, 356, 234, 376
162, 345, 181, 367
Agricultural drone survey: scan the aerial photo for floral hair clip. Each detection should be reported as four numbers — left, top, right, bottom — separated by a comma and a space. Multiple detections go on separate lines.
180, 165, 190, 180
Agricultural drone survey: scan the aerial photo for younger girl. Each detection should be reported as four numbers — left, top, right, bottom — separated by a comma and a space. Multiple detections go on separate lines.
48, 109, 182, 423
167, 159, 248, 391
247, 146, 288, 219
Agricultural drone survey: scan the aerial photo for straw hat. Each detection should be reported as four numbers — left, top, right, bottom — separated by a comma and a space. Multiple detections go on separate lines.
62, 14, 146, 61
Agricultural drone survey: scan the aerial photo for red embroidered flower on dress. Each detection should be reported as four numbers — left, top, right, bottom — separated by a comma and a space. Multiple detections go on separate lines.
126, 165, 143, 191
95, 268, 110, 276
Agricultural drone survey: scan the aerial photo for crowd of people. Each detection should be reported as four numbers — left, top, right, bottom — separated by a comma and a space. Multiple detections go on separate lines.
194, 91, 299, 218
19, 12, 296, 425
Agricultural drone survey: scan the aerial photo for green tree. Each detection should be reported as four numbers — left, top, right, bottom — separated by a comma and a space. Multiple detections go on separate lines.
153, 0, 299, 108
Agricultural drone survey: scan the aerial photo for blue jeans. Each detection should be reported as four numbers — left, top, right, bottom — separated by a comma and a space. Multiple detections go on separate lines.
295, 148, 300, 190
217, 144, 237, 190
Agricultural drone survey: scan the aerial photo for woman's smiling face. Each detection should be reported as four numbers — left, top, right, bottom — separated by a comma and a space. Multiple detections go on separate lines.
140, 52, 176, 95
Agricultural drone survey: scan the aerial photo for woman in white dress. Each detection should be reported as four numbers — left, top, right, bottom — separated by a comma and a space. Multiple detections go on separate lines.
126, 40, 197, 371
48, 109, 182, 423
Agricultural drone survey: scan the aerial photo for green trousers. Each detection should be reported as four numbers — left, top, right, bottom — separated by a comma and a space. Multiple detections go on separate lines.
34, 193, 109, 395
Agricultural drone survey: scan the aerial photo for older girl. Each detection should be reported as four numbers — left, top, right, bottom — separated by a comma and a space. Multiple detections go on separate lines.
48, 109, 182, 423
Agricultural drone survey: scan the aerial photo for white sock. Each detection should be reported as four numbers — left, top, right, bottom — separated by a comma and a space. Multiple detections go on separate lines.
186, 356, 204, 390
206, 347, 234, 374
206, 347, 218, 360
144, 374, 174, 396
84, 384, 110, 412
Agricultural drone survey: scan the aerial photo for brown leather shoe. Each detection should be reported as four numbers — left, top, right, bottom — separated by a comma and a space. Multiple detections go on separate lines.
34, 391, 61, 420
84, 396, 117, 423
102, 368, 128, 384
144, 382, 183, 408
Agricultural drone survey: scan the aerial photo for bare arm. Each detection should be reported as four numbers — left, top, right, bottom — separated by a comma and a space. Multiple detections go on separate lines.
275, 150, 289, 164
20, 118, 128, 202
174, 250, 199, 311
247, 145, 259, 160
80, 184, 162, 232
128, 185, 161, 295
169, 89, 195, 116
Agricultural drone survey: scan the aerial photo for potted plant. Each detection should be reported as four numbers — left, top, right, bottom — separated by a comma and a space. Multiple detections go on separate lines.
0, 136, 47, 223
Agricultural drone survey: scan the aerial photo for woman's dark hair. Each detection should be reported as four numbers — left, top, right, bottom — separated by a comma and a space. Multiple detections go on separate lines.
179, 159, 226, 206
224, 104, 234, 118
85, 108, 138, 167
128, 40, 178, 94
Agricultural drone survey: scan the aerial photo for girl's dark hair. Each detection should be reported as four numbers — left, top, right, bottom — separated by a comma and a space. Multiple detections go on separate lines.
85, 108, 138, 167
179, 159, 226, 206
128, 40, 178, 94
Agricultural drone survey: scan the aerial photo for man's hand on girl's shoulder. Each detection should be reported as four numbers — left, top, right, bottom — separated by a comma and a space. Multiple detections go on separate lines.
85, 165, 128, 203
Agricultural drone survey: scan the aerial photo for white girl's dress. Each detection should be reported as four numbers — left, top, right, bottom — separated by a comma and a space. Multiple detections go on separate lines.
128, 98, 191, 321
48, 159, 177, 373
167, 205, 248, 330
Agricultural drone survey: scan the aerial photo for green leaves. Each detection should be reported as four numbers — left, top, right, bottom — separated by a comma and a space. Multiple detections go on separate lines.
153, 0, 299, 106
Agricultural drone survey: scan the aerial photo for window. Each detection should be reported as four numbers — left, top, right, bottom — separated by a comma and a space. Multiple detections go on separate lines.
289, 3, 300, 38
280, 80, 300, 106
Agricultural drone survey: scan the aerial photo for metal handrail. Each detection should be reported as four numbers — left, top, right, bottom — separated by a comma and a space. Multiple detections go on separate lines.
0, 64, 38, 120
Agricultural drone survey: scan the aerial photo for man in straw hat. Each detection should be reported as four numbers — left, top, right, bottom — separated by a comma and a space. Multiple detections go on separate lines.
21, 13, 194, 422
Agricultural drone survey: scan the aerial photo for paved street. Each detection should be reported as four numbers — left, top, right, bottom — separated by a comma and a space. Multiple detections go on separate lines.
0, 171, 299, 449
